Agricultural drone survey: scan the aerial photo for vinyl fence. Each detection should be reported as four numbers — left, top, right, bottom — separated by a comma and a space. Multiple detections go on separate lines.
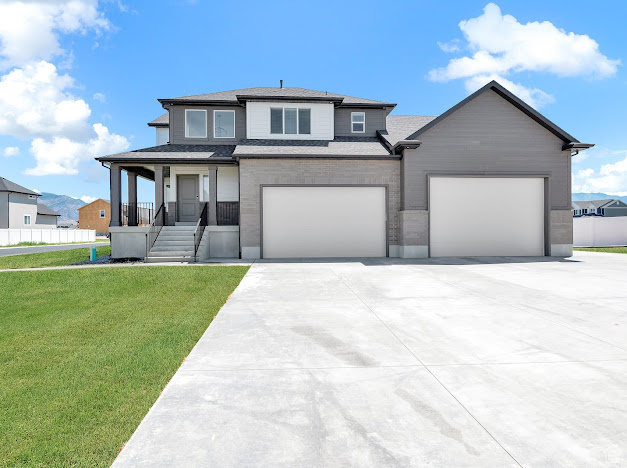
0, 229, 96, 246
573, 216, 627, 247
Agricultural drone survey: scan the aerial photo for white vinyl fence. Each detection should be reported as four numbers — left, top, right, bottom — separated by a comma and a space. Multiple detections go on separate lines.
0, 229, 96, 246
573, 216, 627, 247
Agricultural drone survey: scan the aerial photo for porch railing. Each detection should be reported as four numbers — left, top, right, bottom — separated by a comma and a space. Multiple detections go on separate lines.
217, 201, 239, 226
194, 203, 209, 261
146, 203, 165, 257
122, 202, 154, 226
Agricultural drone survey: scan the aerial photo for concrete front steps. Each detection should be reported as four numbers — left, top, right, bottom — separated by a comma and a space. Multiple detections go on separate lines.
145, 224, 198, 263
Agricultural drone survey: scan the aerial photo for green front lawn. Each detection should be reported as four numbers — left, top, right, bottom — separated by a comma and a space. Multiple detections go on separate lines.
574, 247, 627, 254
0, 266, 249, 467
0, 245, 111, 269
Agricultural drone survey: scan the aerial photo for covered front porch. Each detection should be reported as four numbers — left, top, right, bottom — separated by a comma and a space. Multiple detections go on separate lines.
106, 163, 240, 261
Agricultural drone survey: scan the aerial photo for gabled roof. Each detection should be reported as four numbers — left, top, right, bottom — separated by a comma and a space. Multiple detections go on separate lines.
402, 81, 590, 149
0, 177, 39, 196
77, 198, 110, 210
147, 112, 169, 127
378, 115, 437, 149
36, 203, 60, 216
159, 87, 396, 108
573, 199, 621, 209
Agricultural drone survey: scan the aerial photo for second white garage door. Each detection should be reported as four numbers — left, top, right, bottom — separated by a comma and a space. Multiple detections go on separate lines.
262, 186, 387, 258
429, 177, 545, 257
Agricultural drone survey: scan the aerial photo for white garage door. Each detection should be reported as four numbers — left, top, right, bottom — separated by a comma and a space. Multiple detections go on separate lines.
262, 186, 386, 258
429, 177, 545, 257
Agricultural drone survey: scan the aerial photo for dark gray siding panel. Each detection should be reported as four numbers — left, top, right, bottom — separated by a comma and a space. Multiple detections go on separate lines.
169, 105, 246, 144
604, 207, 627, 217
334, 108, 386, 137
402, 89, 571, 210
0, 192, 8, 229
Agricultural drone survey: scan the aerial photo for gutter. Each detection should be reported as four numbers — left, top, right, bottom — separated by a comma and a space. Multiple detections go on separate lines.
563, 142, 595, 155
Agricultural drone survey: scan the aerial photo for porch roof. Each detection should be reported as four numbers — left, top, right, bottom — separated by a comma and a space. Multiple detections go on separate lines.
96, 144, 236, 164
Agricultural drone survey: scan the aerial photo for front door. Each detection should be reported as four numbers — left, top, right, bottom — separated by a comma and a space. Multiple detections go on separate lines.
177, 175, 199, 222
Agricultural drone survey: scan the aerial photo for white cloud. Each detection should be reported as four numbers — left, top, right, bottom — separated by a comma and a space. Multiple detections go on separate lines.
573, 154, 627, 195
429, 3, 619, 107
93, 92, 106, 103
32, 188, 41, 194
26, 123, 129, 175
0, 0, 110, 69
3, 146, 19, 156
0, 61, 91, 139
80, 195, 97, 203
437, 40, 461, 53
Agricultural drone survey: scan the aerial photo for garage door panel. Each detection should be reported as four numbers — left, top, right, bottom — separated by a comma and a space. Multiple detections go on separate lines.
430, 177, 544, 257
263, 186, 386, 258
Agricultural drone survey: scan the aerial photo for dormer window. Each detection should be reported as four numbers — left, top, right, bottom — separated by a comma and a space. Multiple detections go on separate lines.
351, 112, 365, 133
214, 110, 235, 138
270, 108, 311, 135
185, 109, 207, 138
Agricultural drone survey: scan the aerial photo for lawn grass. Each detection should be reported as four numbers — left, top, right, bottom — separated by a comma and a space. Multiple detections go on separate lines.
0, 266, 249, 467
574, 247, 627, 254
0, 245, 111, 269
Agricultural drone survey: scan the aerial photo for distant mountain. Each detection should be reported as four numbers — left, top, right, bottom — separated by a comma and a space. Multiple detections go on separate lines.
572, 192, 627, 204
38, 192, 86, 221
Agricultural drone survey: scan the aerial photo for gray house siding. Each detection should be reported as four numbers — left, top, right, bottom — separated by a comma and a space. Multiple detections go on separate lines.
239, 158, 400, 259
169, 105, 246, 145
36, 214, 58, 227
400, 89, 572, 256
8, 193, 39, 228
0, 192, 8, 229
334, 108, 386, 137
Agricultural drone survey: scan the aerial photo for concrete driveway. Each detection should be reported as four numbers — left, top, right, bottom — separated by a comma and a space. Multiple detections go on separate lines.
114, 251, 627, 467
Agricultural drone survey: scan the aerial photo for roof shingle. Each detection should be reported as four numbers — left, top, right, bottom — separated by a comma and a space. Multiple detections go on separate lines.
0, 177, 39, 195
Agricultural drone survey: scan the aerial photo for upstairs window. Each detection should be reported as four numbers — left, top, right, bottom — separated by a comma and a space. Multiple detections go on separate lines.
185, 109, 207, 138
351, 112, 365, 133
214, 110, 235, 138
99, 210, 105, 218
270, 107, 311, 135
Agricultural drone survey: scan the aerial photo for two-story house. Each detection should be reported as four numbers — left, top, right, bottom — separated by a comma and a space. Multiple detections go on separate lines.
0, 177, 60, 229
97, 81, 593, 261
572, 199, 627, 217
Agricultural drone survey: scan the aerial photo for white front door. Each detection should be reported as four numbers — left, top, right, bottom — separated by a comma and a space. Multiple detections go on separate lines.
262, 186, 387, 258
429, 177, 545, 257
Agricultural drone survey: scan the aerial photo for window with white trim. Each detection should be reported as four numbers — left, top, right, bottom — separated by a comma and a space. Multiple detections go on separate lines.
99, 210, 105, 218
185, 109, 207, 138
214, 110, 235, 138
24, 215, 31, 225
351, 112, 365, 133
270, 108, 311, 135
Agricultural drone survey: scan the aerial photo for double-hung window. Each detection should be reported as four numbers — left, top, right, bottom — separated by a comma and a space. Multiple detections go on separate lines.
214, 110, 235, 138
351, 112, 365, 133
99, 210, 106, 218
185, 109, 207, 138
24, 215, 31, 225
270, 108, 311, 135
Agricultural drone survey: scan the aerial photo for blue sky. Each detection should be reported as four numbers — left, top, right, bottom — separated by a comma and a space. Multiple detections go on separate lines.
0, 0, 625, 203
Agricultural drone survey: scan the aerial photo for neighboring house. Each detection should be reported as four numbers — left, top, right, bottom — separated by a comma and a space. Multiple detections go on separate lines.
78, 199, 111, 234
0, 177, 60, 229
97, 81, 593, 261
572, 199, 627, 217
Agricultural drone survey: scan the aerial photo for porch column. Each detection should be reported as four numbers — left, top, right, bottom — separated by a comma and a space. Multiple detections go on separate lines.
154, 165, 164, 209
110, 163, 121, 227
127, 171, 138, 226
208, 165, 217, 225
